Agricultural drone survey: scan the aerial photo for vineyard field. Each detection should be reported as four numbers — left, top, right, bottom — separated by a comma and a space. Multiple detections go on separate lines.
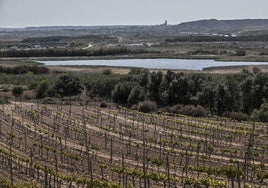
0, 102, 267, 187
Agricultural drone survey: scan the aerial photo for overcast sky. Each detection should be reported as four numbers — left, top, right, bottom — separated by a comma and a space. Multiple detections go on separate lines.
0, 0, 268, 28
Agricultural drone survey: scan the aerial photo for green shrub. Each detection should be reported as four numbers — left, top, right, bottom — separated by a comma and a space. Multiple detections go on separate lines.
0, 97, 8, 104
179, 105, 208, 117
102, 69, 112, 75
235, 49, 246, 56
138, 101, 157, 113
166, 104, 183, 114
228, 112, 248, 121
166, 104, 207, 117
100, 101, 108, 108
251, 101, 268, 122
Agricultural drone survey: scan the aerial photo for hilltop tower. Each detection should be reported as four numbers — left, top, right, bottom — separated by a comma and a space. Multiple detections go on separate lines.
164, 20, 168, 25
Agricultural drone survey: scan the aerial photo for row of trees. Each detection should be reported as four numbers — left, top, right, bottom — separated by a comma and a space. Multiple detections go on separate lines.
30, 68, 268, 121
0, 65, 49, 75
84, 69, 268, 115
166, 34, 268, 43
22, 35, 117, 43
0, 47, 148, 58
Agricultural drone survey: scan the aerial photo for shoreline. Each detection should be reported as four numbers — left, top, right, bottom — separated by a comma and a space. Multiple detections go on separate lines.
47, 64, 268, 75
1, 55, 268, 74
1, 54, 268, 62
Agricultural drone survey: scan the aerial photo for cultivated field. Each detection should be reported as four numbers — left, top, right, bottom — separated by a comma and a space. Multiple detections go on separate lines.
0, 101, 267, 187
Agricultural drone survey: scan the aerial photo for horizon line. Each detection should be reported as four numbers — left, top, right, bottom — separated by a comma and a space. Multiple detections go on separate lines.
1, 18, 268, 29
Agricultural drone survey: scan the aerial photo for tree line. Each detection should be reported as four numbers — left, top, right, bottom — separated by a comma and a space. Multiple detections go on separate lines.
166, 34, 268, 43
0, 65, 49, 74
0, 47, 148, 58
30, 68, 268, 122
22, 35, 117, 43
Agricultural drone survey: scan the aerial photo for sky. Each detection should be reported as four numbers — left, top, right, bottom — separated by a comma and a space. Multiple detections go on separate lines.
0, 0, 268, 28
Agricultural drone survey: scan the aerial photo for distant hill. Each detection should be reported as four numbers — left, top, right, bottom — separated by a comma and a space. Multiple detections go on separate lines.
2, 19, 268, 41
176, 19, 268, 35
20, 19, 268, 36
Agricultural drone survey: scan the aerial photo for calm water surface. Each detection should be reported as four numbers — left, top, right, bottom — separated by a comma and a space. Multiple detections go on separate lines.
41, 59, 268, 71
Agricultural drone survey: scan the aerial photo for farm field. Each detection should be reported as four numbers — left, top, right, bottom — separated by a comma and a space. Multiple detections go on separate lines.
0, 101, 267, 187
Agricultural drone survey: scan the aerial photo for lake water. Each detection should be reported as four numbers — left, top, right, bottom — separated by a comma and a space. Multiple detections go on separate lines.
41, 59, 268, 71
